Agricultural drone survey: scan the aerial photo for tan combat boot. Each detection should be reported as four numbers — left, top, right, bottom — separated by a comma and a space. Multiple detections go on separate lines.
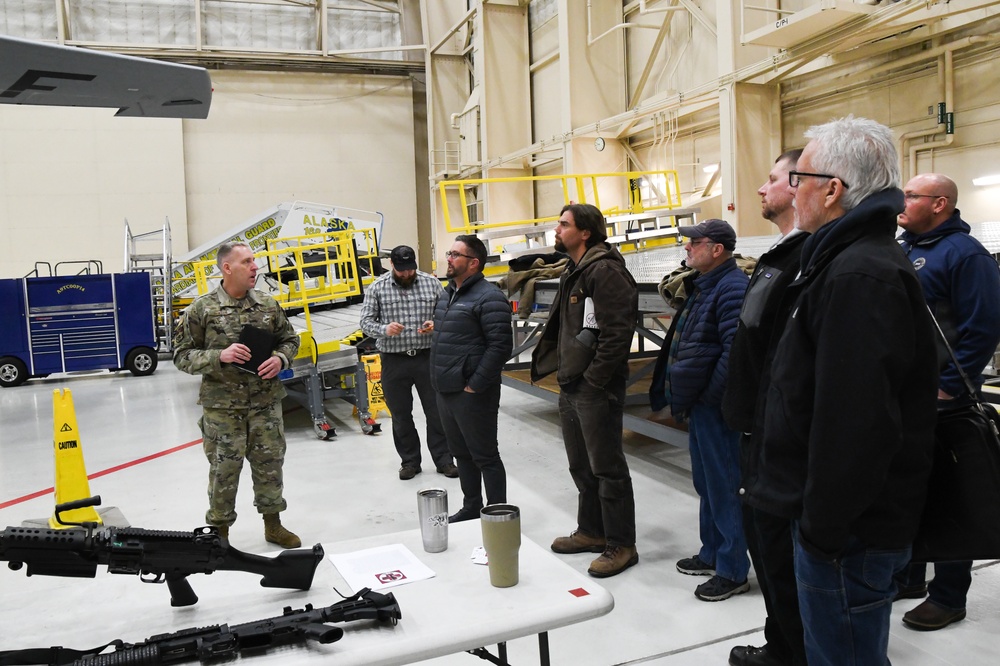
263, 513, 301, 548
216, 524, 229, 540
588, 544, 639, 578
551, 530, 606, 554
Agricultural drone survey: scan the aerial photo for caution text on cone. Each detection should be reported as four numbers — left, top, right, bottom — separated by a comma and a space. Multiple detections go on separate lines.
50, 388, 102, 528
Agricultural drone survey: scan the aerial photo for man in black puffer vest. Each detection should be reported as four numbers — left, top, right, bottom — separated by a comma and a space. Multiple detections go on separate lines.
723, 149, 808, 666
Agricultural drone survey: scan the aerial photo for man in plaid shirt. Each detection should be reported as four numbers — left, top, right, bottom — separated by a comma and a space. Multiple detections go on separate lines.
361, 245, 458, 481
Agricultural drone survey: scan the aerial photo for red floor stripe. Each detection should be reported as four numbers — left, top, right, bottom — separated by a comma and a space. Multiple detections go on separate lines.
0, 438, 202, 510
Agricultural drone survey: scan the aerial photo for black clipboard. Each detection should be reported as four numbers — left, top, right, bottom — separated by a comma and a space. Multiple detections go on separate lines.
233, 324, 275, 375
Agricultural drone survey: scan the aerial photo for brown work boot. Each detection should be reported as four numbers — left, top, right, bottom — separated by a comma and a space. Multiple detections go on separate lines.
263, 513, 302, 548
551, 529, 607, 554
588, 544, 639, 578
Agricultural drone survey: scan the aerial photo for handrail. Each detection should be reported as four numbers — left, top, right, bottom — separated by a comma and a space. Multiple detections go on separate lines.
438, 169, 682, 234
190, 229, 374, 335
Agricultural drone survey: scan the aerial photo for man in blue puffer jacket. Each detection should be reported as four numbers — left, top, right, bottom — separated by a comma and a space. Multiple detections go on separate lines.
650, 219, 750, 601
430, 234, 513, 523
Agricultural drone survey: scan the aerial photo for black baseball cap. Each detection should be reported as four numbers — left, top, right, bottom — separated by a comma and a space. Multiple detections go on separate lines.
390, 245, 417, 271
679, 219, 737, 251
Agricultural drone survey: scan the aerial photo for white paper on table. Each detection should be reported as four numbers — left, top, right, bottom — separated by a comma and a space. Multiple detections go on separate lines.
471, 546, 488, 565
327, 544, 436, 591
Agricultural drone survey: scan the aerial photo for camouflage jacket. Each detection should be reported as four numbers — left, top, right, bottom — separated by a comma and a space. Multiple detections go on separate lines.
173, 285, 299, 409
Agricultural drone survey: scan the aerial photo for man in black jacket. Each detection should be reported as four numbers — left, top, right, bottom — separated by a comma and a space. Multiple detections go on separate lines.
430, 235, 513, 523
747, 117, 937, 665
723, 149, 808, 666
531, 203, 640, 578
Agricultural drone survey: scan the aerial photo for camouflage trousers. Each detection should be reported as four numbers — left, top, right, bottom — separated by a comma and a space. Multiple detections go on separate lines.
200, 402, 287, 527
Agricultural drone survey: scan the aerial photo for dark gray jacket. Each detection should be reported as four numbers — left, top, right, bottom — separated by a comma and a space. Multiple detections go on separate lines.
430, 271, 513, 394
530, 243, 637, 388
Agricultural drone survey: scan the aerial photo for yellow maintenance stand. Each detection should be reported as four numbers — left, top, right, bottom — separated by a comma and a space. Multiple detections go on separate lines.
49, 389, 102, 528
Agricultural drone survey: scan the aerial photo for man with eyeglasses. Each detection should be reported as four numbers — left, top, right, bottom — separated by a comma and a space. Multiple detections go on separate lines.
649, 218, 750, 601
531, 203, 640, 578
359, 244, 457, 482
429, 235, 513, 523
747, 117, 938, 664
723, 149, 808, 666
893, 173, 1000, 631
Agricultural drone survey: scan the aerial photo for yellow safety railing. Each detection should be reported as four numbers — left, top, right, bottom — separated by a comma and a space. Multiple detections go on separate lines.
191, 229, 371, 339
438, 170, 682, 233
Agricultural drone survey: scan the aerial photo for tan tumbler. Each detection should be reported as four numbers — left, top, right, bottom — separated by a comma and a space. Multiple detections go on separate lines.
480, 504, 521, 587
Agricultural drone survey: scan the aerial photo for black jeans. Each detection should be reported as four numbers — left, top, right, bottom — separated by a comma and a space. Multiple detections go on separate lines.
557, 375, 636, 546
897, 560, 973, 610
436, 384, 506, 511
743, 502, 806, 665
380, 352, 451, 469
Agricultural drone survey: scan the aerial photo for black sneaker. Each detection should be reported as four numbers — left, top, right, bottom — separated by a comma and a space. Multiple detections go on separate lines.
676, 555, 716, 576
398, 465, 421, 480
728, 644, 784, 666
695, 575, 750, 601
448, 506, 482, 523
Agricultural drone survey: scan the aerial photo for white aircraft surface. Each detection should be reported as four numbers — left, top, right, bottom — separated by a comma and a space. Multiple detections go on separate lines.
0, 34, 211, 118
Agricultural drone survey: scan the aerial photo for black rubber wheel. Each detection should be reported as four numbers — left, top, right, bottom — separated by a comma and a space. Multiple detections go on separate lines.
125, 347, 158, 376
0, 356, 29, 387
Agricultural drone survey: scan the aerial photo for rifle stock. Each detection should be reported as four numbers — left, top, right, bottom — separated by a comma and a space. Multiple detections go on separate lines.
1, 498, 325, 606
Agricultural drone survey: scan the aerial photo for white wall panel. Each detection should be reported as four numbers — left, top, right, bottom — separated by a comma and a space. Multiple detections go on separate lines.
0, 106, 187, 277
181, 70, 418, 252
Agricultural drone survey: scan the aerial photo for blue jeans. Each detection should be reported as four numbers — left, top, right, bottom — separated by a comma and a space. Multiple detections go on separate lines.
793, 523, 910, 666
688, 403, 748, 582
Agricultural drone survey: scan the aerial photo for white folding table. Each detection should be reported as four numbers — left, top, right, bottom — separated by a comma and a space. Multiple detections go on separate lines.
0, 521, 614, 666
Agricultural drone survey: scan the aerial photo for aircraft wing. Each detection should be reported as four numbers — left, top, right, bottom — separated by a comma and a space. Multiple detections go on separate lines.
0, 35, 212, 119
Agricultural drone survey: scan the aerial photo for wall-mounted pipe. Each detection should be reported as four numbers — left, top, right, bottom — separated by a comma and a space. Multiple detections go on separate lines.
907, 49, 955, 179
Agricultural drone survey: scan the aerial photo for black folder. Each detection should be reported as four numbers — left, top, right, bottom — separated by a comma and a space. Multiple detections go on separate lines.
233, 324, 275, 375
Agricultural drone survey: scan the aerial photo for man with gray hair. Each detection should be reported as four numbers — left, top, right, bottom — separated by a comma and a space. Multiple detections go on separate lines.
744, 117, 938, 663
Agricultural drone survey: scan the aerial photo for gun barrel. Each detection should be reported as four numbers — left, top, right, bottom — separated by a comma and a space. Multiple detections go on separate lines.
71, 644, 161, 666
1, 527, 99, 579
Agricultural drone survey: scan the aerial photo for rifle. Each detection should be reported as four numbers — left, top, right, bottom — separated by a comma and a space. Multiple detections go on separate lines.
0, 496, 324, 607
0, 588, 402, 666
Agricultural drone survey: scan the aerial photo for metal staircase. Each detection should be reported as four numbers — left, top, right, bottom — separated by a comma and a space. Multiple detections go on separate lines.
124, 219, 173, 353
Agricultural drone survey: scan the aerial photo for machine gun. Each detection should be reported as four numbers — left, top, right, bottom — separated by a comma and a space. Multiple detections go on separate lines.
0, 496, 324, 607
0, 588, 401, 666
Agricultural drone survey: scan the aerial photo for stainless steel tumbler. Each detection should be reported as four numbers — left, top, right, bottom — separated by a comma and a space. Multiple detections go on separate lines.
480, 504, 521, 587
417, 488, 448, 553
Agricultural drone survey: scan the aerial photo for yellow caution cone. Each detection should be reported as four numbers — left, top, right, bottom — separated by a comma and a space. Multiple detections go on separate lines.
49, 388, 102, 528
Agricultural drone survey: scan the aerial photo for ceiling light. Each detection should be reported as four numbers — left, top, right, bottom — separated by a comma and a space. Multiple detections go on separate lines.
973, 174, 1000, 187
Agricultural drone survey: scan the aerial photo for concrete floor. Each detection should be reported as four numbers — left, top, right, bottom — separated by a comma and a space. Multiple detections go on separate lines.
1, 364, 998, 665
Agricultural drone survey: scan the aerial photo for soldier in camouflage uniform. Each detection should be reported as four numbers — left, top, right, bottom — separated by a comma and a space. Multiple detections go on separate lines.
174, 241, 302, 548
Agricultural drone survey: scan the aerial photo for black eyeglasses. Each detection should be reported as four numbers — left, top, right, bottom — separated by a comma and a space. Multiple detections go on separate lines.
904, 193, 947, 201
789, 171, 850, 189
445, 251, 475, 260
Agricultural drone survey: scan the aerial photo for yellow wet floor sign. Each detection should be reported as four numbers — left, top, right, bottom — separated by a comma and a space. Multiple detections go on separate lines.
361, 353, 390, 420
49, 388, 102, 528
